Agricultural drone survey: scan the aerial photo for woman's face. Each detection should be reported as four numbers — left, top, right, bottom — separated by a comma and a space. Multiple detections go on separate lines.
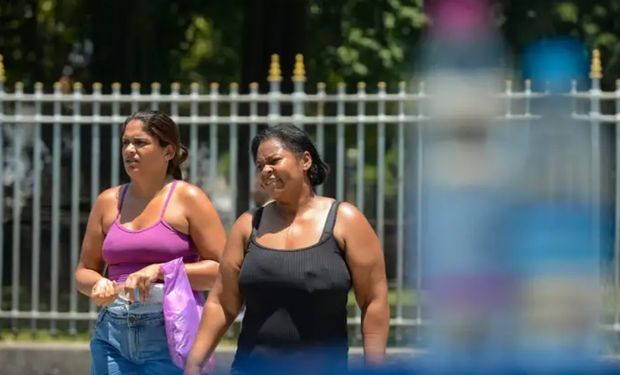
122, 120, 171, 179
255, 138, 311, 199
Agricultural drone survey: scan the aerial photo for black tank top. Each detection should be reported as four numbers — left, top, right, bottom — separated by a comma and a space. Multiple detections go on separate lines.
232, 201, 352, 374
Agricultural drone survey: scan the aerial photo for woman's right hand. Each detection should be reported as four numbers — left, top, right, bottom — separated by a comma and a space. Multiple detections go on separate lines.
91, 277, 118, 306
183, 363, 201, 375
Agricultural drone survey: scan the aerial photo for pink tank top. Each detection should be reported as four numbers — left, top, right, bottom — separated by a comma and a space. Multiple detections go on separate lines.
102, 180, 199, 282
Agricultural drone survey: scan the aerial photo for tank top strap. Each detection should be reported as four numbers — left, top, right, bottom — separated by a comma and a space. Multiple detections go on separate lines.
115, 184, 129, 220
320, 201, 340, 241
250, 206, 265, 241
160, 180, 178, 219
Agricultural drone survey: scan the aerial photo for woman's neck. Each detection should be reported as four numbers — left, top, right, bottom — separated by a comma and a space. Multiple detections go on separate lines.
129, 174, 172, 199
275, 188, 315, 220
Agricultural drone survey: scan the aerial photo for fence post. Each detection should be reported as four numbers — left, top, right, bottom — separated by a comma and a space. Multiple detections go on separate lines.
30, 81, 43, 336
150, 82, 160, 110
50, 81, 62, 336
69, 81, 83, 336
356, 82, 366, 214
190, 82, 199, 183
316, 82, 326, 196
248, 82, 259, 209
268, 54, 281, 126
615, 78, 620, 330
292, 54, 306, 129
111, 82, 121, 187
209, 82, 220, 185
336, 82, 346, 202
229, 82, 239, 219
395, 80, 406, 343
90, 82, 102, 324
11, 81, 24, 334
0, 55, 5, 316
589, 49, 602, 278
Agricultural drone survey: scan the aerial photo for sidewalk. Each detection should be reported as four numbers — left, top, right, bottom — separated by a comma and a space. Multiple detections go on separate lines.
0, 343, 419, 375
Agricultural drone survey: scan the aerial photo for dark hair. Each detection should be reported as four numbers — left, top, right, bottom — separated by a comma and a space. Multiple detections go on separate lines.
251, 124, 329, 187
121, 110, 188, 180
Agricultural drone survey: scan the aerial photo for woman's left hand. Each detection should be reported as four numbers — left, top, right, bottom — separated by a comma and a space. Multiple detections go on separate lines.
123, 264, 162, 303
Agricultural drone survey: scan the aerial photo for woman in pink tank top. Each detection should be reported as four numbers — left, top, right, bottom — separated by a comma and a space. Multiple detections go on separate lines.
74, 111, 225, 375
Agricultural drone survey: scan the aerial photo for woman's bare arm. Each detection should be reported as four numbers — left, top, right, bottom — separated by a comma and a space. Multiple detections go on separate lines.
336, 202, 390, 365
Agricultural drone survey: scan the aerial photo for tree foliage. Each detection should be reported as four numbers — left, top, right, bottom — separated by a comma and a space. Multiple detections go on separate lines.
0, 1, 619, 88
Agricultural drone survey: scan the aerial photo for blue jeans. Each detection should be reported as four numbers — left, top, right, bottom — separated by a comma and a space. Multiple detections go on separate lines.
90, 299, 182, 375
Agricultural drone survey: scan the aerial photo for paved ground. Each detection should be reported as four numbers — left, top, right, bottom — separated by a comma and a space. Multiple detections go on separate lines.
0, 343, 419, 375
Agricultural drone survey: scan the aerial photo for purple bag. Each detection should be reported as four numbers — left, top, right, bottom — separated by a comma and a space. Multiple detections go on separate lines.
161, 257, 214, 373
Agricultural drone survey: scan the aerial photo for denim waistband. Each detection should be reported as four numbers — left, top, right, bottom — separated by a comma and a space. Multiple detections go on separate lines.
117, 283, 164, 304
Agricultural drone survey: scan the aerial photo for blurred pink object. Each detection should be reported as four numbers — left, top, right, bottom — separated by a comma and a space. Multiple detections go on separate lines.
427, 0, 490, 38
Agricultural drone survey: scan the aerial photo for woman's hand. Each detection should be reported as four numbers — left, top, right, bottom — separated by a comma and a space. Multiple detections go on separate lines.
91, 277, 119, 306
183, 363, 201, 375
123, 264, 162, 303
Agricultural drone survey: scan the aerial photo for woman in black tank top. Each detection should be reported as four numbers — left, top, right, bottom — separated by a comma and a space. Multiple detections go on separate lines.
186, 125, 389, 375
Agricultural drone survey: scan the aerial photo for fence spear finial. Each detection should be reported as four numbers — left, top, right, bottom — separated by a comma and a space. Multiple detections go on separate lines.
292, 54, 306, 82
590, 49, 602, 80
0, 54, 5, 83
268, 54, 282, 82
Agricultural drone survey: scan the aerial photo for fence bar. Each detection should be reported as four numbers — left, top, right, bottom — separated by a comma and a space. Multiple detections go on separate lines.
615, 79, 620, 329
30, 82, 43, 335
150, 82, 160, 110
0, 79, 4, 314
130, 82, 140, 113
190, 83, 199, 184
50, 82, 62, 335
356, 82, 366, 213
292, 54, 305, 129
505, 80, 513, 117
268, 54, 281, 127
336, 83, 345, 201
316, 82, 326, 196
377, 82, 386, 247
209, 83, 219, 184
170, 83, 180, 118
248, 83, 258, 209
590, 65, 602, 286
11, 82, 24, 333
415, 81, 426, 329
229, 83, 239, 218
111, 83, 121, 187
395, 81, 406, 341
69, 83, 82, 336
89, 83, 102, 321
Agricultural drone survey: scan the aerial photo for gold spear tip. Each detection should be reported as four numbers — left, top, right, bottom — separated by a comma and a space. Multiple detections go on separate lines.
210, 82, 220, 91
378, 81, 386, 90
292, 54, 306, 82
0, 54, 5, 83
590, 49, 602, 79
230, 82, 239, 90
111, 82, 121, 90
15, 81, 24, 90
398, 81, 406, 90
73, 81, 83, 90
190, 82, 200, 91
268, 54, 282, 82
92, 82, 102, 90
249, 82, 259, 90
171, 82, 181, 91
317, 82, 326, 90
151, 82, 161, 90
34, 82, 44, 90
131, 82, 141, 91
53, 81, 62, 90
357, 81, 366, 90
